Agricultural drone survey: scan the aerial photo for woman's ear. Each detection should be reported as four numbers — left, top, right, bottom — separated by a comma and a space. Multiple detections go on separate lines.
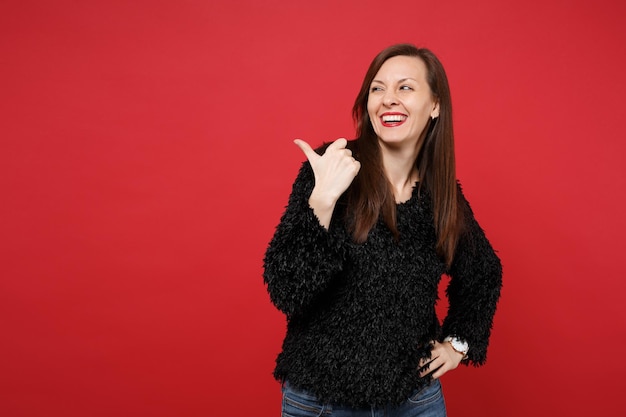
431, 102, 440, 119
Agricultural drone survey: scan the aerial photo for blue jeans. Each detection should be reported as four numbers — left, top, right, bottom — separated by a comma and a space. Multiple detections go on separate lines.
281, 380, 447, 417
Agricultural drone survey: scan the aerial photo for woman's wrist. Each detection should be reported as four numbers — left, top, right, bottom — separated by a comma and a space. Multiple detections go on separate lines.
443, 336, 469, 360
308, 189, 338, 230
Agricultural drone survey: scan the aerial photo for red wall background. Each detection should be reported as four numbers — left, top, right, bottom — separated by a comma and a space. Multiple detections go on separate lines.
2, 1, 625, 416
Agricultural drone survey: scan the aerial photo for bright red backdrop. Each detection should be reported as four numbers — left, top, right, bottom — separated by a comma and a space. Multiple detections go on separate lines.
2, 1, 625, 416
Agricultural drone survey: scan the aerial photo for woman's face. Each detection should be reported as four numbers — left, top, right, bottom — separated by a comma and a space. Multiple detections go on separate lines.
367, 55, 439, 149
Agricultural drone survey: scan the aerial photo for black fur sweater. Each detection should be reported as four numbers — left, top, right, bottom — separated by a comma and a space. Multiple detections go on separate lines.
263, 161, 502, 408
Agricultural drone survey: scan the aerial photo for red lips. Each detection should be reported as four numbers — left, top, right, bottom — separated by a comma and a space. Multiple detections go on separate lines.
380, 112, 407, 127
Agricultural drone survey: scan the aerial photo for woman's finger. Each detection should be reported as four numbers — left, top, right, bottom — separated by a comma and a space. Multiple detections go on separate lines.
294, 139, 320, 162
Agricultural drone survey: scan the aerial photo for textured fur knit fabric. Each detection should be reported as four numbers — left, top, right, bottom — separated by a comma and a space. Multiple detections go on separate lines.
263, 157, 502, 408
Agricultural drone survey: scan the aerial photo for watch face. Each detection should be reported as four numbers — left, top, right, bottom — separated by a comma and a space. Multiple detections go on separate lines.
451, 339, 469, 353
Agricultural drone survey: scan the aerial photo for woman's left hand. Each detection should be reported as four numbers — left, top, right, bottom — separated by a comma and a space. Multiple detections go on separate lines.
418, 341, 464, 379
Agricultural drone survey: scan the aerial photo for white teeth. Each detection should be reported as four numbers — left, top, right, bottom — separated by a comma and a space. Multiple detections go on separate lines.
382, 115, 406, 122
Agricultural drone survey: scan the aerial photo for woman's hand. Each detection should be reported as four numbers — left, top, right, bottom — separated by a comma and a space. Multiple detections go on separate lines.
294, 138, 360, 229
419, 341, 464, 379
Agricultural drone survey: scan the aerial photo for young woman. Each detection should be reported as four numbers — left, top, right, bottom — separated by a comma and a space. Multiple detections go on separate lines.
263, 44, 502, 416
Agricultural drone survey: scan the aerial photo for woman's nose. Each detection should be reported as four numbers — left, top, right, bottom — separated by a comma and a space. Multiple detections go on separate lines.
383, 91, 398, 106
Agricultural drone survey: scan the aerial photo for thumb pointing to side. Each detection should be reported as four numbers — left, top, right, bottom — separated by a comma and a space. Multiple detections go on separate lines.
292, 137, 359, 230
294, 139, 320, 163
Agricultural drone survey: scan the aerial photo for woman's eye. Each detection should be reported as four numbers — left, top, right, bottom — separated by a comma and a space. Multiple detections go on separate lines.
400, 85, 413, 91
370, 86, 383, 92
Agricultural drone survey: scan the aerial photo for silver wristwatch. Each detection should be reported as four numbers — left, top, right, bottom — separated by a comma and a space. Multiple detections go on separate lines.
444, 336, 469, 359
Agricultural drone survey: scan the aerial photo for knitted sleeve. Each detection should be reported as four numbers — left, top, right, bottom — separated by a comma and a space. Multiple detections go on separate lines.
442, 185, 503, 366
263, 161, 346, 318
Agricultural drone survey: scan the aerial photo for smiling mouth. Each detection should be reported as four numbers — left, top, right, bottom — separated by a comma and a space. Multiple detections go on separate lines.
381, 114, 407, 127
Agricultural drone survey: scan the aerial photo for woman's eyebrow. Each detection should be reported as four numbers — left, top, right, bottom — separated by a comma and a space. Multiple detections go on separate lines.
371, 77, 417, 84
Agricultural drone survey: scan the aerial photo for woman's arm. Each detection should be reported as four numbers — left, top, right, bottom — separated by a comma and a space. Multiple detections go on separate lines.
264, 139, 359, 317
263, 161, 346, 317
441, 186, 503, 365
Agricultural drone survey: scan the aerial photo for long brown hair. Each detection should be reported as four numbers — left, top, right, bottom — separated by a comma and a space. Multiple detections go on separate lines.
349, 44, 463, 266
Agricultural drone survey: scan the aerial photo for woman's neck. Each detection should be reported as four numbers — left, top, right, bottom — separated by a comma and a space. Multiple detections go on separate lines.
380, 143, 422, 203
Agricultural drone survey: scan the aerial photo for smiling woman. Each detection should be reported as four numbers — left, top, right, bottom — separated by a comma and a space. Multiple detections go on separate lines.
263, 44, 503, 416
367, 56, 440, 153
348, 46, 459, 262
